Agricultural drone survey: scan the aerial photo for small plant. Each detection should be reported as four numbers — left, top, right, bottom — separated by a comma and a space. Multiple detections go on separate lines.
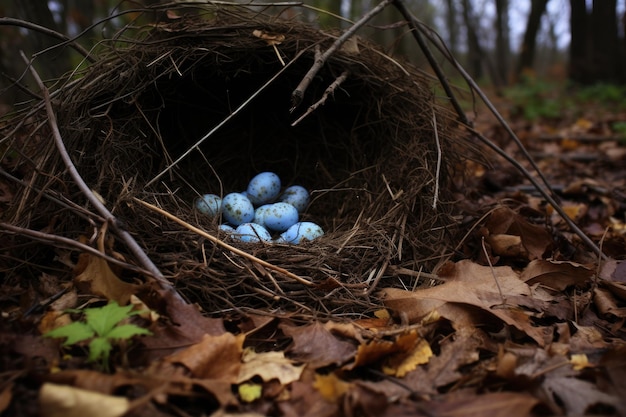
45, 301, 151, 370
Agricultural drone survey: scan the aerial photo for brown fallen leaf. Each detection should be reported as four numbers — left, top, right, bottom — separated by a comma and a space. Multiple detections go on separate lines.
73, 253, 137, 305
485, 206, 552, 260
381, 260, 550, 345
431, 391, 539, 417
281, 321, 357, 368
520, 259, 593, 291
160, 332, 244, 381
350, 330, 421, 370
252, 29, 285, 46
541, 376, 621, 415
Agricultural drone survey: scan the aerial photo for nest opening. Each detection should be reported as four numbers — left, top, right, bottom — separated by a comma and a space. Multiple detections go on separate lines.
2, 10, 472, 316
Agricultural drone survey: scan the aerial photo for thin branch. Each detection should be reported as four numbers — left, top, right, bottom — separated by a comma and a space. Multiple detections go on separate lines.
290, 0, 394, 111
431, 111, 442, 209
0, 17, 94, 62
291, 70, 349, 126
146, 47, 310, 187
0, 222, 152, 276
134, 198, 314, 287
21, 52, 170, 286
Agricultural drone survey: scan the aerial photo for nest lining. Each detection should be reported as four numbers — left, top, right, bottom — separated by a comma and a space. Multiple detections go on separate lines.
1, 7, 472, 316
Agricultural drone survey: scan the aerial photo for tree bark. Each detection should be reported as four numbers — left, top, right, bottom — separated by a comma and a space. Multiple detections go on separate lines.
494, 0, 510, 85
515, 0, 549, 80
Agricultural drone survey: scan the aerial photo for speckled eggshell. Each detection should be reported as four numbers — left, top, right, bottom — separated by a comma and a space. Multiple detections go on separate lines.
253, 204, 273, 228
235, 223, 272, 243
279, 185, 310, 213
263, 202, 299, 232
221, 193, 255, 226
246, 172, 281, 206
195, 194, 222, 217
277, 221, 324, 244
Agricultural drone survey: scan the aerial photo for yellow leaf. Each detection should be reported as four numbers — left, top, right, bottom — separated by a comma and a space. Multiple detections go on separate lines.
313, 373, 351, 402
570, 353, 591, 371
373, 309, 390, 319
383, 338, 432, 377
238, 383, 263, 403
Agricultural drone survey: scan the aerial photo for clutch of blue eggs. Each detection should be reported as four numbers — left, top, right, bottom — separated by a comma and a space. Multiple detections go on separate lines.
194, 172, 324, 244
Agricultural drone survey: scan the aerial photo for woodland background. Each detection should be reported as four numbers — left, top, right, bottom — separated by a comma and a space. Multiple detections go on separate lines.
1, 0, 626, 115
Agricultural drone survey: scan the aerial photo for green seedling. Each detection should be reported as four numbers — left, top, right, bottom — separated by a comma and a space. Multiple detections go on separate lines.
44, 301, 151, 370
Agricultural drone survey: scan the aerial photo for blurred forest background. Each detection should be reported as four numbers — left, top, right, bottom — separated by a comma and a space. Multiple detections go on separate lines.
0, 0, 625, 116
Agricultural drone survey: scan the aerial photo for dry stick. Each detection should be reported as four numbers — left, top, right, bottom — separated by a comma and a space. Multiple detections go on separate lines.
146, 48, 308, 187
290, 0, 394, 111
0, 17, 94, 62
481, 236, 506, 305
21, 52, 170, 286
0, 222, 152, 276
431, 111, 442, 209
133, 198, 314, 287
291, 70, 349, 126
392, 1, 606, 260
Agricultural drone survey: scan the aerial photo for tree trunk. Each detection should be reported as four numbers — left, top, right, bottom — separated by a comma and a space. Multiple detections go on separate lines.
461, 0, 483, 80
494, 0, 510, 85
515, 0, 549, 80
444, 0, 459, 58
569, 0, 623, 84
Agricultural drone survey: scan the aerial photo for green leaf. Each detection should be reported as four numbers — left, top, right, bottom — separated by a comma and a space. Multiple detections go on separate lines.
88, 337, 112, 363
84, 302, 135, 336
105, 324, 152, 340
44, 321, 95, 345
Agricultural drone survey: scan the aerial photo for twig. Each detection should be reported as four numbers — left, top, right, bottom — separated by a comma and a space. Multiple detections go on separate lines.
21, 51, 169, 286
0, 17, 94, 62
133, 198, 314, 287
291, 70, 349, 126
0, 222, 152, 276
290, 0, 394, 111
431, 111, 442, 209
146, 47, 309, 187
481, 236, 506, 305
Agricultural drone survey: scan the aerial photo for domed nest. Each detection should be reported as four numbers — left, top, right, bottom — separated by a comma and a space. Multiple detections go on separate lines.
1, 4, 476, 316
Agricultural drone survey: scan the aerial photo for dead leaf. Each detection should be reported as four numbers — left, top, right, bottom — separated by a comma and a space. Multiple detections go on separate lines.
313, 373, 351, 403
520, 259, 593, 291
74, 253, 137, 305
541, 376, 620, 415
485, 206, 552, 260
238, 349, 304, 385
252, 29, 285, 45
0, 382, 12, 414
282, 321, 357, 368
39, 383, 130, 417
429, 391, 539, 417
382, 338, 432, 378
351, 330, 419, 369
381, 260, 550, 345
162, 332, 244, 381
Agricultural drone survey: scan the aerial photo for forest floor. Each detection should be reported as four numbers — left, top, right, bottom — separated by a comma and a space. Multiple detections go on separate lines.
1, 82, 626, 417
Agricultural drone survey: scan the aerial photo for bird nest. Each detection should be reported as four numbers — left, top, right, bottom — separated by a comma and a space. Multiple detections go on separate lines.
1, 5, 475, 317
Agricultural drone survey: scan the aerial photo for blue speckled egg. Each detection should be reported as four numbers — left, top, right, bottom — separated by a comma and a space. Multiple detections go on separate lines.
235, 223, 272, 242
246, 172, 281, 206
222, 193, 255, 226
279, 185, 310, 213
195, 194, 222, 217
253, 204, 273, 228
277, 221, 324, 244
264, 202, 299, 232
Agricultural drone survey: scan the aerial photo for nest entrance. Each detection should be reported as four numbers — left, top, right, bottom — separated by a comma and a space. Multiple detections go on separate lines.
3, 9, 471, 316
